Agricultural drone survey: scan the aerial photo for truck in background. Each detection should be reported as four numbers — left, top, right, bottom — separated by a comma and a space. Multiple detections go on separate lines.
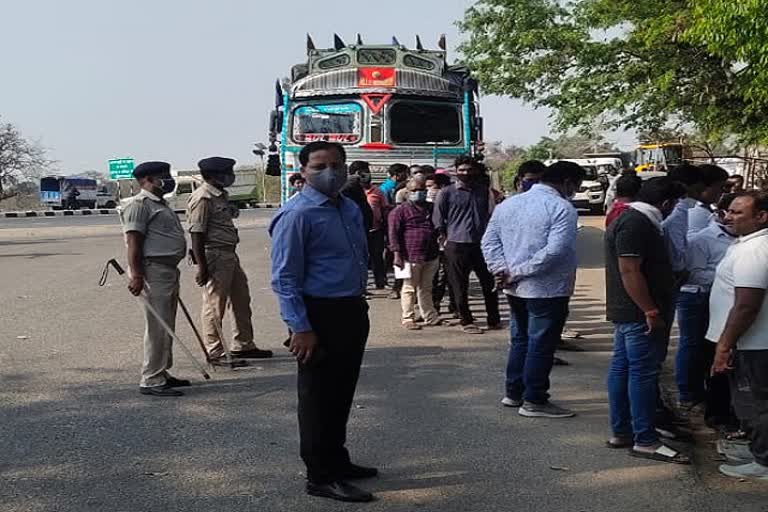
40, 176, 98, 209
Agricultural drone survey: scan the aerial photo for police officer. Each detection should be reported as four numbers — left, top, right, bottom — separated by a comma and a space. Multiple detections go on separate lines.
120, 161, 189, 397
270, 141, 376, 503
187, 157, 273, 365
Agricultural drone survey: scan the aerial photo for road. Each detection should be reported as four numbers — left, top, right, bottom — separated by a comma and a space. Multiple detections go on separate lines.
1, 211, 764, 511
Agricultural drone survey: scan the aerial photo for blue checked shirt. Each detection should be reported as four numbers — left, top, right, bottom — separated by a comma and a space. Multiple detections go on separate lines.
269, 185, 368, 333
481, 184, 578, 298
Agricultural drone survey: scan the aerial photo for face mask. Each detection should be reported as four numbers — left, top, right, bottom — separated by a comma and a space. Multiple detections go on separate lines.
426, 188, 438, 203
217, 173, 236, 188
359, 173, 372, 185
521, 179, 537, 192
409, 190, 428, 203
457, 173, 472, 183
151, 177, 176, 195
307, 167, 347, 197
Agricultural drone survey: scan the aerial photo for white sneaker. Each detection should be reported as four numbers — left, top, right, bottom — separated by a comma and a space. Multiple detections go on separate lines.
501, 397, 523, 408
518, 401, 576, 418
722, 444, 754, 464
719, 461, 768, 480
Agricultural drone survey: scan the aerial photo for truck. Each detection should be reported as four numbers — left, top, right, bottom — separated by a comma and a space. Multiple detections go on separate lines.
39, 176, 98, 209
265, 34, 484, 203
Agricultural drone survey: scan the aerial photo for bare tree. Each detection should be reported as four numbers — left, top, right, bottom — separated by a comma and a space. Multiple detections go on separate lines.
0, 118, 52, 202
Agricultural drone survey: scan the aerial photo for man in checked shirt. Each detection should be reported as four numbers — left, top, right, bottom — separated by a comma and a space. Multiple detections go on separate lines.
389, 175, 442, 330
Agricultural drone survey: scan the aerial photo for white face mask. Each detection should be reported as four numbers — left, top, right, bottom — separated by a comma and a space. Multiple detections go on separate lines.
306, 166, 347, 197
426, 188, 438, 203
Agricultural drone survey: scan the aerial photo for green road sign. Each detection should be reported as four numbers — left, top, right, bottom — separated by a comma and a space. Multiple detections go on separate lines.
108, 158, 135, 179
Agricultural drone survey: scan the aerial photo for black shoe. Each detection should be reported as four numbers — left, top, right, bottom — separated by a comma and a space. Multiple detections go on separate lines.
230, 348, 273, 359
340, 463, 379, 480
306, 481, 374, 503
139, 385, 183, 397
166, 376, 191, 387
209, 356, 249, 368
553, 356, 570, 366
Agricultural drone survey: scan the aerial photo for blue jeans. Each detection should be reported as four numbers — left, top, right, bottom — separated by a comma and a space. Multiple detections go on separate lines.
505, 296, 570, 404
675, 291, 709, 403
608, 322, 664, 446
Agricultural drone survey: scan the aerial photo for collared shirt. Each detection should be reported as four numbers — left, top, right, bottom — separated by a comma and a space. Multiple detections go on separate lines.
388, 202, 439, 264
378, 178, 398, 204
605, 208, 675, 323
706, 228, 768, 350
364, 185, 387, 231
120, 189, 187, 262
683, 222, 735, 291
688, 202, 715, 234
269, 185, 368, 333
433, 182, 491, 244
662, 197, 696, 272
481, 184, 578, 298
186, 182, 239, 249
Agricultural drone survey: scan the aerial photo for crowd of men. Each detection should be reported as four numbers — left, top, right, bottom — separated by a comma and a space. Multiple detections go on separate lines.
118, 142, 768, 503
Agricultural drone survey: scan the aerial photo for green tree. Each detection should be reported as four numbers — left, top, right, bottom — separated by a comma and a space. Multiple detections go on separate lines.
458, 0, 768, 144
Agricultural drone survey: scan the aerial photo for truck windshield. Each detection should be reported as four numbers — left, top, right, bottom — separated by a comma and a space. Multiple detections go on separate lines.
292, 103, 361, 144
40, 177, 61, 192
389, 102, 461, 144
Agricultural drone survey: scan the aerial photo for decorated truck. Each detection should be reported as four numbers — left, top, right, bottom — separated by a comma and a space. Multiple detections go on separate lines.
265, 34, 484, 203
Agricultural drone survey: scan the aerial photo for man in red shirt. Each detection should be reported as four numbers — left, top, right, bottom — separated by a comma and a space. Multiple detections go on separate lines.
606, 174, 643, 227
389, 176, 441, 330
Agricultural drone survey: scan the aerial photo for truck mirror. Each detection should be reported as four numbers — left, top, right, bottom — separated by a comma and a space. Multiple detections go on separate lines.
269, 110, 284, 135
266, 154, 282, 177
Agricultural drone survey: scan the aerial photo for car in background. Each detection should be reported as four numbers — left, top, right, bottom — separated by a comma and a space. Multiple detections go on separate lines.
545, 159, 609, 214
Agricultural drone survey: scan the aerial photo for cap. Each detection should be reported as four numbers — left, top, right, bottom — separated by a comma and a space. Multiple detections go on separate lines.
198, 157, 236, 175
133, 161, 171, 179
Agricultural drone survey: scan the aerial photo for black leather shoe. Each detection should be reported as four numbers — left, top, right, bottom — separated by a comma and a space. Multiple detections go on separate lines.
230, 348, 274, 359
209, 357, 249, 368
306, 481, 374, 503
340, 463, 379, 480
166, 376, 191, 387
139, 385, 183, 397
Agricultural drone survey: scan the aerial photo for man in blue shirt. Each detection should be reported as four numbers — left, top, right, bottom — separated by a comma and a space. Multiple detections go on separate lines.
269, 141, 376, 503
378, 163, 408, 205
482, 161, 585, 418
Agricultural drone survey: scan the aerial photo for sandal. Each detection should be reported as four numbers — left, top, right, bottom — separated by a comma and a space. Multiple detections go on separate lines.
629, 444, 691, 465
606, 437, 633, 449
461, 324, 484, 334
403, 321, 422, 331
655, 426, 695, 443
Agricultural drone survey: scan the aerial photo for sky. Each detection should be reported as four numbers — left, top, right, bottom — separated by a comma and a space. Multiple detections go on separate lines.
2, 0, 634, 174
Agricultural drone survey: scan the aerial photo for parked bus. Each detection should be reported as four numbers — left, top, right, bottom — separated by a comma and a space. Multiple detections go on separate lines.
266, 34, 484, 203
39, 176, 98, 209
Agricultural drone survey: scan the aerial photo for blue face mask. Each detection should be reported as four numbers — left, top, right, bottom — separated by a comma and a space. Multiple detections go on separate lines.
521, 179, 537, 192
409, 190, 428, 203
306, 167, 347, 197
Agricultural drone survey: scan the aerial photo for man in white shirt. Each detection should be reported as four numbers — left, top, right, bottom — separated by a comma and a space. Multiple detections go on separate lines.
707, 192, 768, 480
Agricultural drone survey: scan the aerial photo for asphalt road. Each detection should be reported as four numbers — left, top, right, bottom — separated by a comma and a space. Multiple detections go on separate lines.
1, 212, 764, 512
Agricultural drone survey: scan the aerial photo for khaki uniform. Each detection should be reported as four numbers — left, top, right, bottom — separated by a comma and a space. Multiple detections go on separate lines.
120, 189, 187, 388
187, 182, 256, 357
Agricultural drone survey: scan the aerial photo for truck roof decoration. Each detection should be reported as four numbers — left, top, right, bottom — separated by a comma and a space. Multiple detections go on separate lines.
284, 34, 478, 101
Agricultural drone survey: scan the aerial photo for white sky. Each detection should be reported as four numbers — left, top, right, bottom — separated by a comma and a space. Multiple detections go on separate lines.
2, 0, 636, 174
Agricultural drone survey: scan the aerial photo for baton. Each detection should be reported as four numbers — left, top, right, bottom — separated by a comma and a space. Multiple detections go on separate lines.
176, 296, 212, 364
104, 259, 211, 380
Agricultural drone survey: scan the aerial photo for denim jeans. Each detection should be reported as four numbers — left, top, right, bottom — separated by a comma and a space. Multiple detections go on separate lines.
505, 296, 570, 404
608, 322, 664, 446
674, 291, 709, 403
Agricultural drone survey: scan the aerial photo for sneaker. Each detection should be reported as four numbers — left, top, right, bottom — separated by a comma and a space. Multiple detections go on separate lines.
719, 461, 768, 480
518, 401, 576, 418
722, 444, 754, 464
501, 397, 523, 408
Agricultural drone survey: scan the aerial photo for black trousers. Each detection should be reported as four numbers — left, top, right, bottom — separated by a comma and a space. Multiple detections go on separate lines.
444, 241, 500, 326
698, 341, 738, 426
735, 350, 768, 465
368, 230, 387, 289
299, 296, 369, 484
432, 252, 456, 313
